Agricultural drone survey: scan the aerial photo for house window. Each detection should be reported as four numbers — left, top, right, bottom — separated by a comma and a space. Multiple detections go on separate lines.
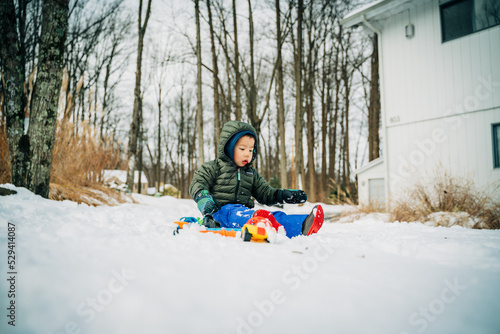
440, 0, 500, 42
493, 123, 500, 168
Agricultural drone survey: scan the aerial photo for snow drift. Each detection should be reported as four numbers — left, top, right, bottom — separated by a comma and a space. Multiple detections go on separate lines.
1, 184, 499, 334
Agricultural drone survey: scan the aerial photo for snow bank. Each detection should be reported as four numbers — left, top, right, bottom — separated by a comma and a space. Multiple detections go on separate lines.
1, 184, 499, 334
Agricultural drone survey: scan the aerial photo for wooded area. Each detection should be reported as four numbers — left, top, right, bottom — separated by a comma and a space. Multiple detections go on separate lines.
0, 0, 380, 204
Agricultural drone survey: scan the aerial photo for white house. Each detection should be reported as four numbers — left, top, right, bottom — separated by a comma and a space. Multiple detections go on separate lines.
342, 0, 500, 205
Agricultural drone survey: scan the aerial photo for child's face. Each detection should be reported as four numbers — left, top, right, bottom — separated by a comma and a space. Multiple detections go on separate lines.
233, 135, 255, 167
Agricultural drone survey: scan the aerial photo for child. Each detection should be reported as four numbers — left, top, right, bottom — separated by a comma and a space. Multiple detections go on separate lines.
189, 121, 323, 238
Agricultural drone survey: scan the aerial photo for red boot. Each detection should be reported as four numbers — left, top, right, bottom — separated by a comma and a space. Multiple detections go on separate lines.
302, 205, 324, 236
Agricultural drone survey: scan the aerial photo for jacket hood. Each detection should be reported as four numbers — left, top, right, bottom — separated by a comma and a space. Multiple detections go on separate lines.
218, 121, 258, 165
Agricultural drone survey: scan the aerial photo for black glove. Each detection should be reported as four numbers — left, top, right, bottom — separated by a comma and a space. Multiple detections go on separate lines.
275, 189, 308, 204
202, 215, 221, 228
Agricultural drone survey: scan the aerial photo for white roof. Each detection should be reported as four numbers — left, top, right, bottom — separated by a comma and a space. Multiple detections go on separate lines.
103, 170, 148, 184
340, 0, 431, 28
354, 157, 385, 175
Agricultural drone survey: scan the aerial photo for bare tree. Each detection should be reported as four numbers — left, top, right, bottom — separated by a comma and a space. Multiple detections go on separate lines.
232, 0, 242, 121
0, 0, 28, 187
247, 0, 258, 135
99, 14, 133, 140
195, 0, 204, 166
62, 0, 125, 134
26, 0, 69, 197
216, 3, 232, 125
207, 0, 221, 157
304, 0, 318, 202
329, 28, 341, 199
127, 0, 152, 190
293, 0, 304, 189
150, 42, 174, 192
319, 5, 335, 202
339, 29, 352, 198
368, 33, 380, 162
275, 0, 288, 189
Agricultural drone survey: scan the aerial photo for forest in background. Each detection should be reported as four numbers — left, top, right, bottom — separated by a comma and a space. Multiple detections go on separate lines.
0, 0, 381, 204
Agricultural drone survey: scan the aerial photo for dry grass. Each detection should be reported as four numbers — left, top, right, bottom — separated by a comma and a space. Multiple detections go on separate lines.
50, 182, 133, 206
391, 170, 500, 229
332, 170, 499, 230
1, 66, 131, 205
49, 121, 130, 205
357, 201, 387, 214
51, 121, 121, 184
0, 118, 131, 205
335, 201, 392, 224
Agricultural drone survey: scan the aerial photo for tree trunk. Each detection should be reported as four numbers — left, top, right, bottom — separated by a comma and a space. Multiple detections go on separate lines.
329, 42, 340, 195
179, 88, 186, 197
137, 118, 143, 194
0, 0, 29, 186
127, 0, 152, 190
275, 0, 288, 189
26, 0, 69, 198
320, 35, 330, 202
338, 107, 345, 196
306, 2, 316, 202
344, 94, 351, 197
368, 33, 381, 162
100, 54, 111, 141
157, 84, 162, 193
207, 0, 221, 158
232, 0, 241, 121
247, 0, 258, 137
100, 40, 117, 141
223, 24, 232, 125
341, 37, 352, 198
195, 0, 204, 166
294, 0, 303, 190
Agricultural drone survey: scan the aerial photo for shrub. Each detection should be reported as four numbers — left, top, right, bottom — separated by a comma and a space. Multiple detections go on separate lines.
328, 182, 356, 205
49, 121, 129, 205
162, 184, 181, 198
51, 121, 121, 184
391, 169, 500, 229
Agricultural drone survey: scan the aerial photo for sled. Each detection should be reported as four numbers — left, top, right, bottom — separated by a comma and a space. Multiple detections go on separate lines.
173, 216, 276, 243
173, 217, 242, 238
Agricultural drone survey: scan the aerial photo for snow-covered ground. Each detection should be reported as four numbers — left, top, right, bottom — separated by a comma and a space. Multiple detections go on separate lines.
1, 184, 500, 334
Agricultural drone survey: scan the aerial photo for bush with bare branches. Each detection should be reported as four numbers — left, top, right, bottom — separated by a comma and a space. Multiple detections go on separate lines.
391, 170, 500, 229
51, 121, 121, 184
49, 121, 130, 205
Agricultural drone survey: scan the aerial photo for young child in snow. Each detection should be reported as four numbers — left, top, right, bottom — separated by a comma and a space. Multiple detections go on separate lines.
189, 120, 323, 238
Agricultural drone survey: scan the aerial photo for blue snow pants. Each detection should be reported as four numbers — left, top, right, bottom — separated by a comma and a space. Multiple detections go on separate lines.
212, 204, 307, 238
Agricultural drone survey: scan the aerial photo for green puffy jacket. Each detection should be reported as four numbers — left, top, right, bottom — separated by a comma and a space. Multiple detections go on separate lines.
189, 121, 278, 210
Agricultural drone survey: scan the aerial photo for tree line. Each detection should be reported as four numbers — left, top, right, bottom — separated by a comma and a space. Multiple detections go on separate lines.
1, 0, 132, 196
142, 0, 381, 202
0, 0, 380, 204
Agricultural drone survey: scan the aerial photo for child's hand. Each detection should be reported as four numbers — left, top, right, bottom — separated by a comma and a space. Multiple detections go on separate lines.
202, 215, 221, 228
195, 190, 217, 215
276, 189, 308, 204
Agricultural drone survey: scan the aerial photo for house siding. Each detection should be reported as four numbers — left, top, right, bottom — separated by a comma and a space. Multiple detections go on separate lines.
377, 0, 500, 199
